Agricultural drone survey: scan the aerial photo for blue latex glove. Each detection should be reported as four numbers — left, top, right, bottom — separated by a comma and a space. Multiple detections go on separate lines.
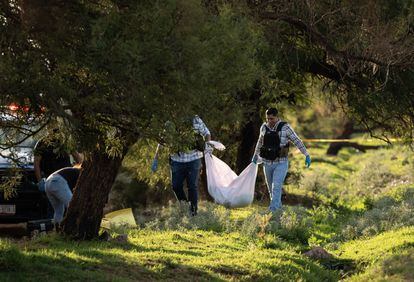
252, 155, 258, 164
305, 155, 311, 168
38, 178, 46, 192
151, 159, 158, 172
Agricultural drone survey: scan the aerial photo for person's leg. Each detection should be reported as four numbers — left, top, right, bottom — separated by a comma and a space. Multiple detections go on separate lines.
269, 161, 289, 212
186, 159, 201, 215
53, 176, 73, 211
45, 174, 72, 224
45, 184, 62, 224
170, 160, 188, 202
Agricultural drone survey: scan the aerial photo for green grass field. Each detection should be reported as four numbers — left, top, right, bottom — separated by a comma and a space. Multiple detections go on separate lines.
1, 143, 413, 281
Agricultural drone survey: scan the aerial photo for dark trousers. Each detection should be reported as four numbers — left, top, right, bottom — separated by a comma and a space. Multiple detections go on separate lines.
170, 158, 202, 214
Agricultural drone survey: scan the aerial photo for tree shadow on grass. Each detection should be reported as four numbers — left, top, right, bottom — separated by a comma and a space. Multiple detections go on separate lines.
0, 238, 224, 282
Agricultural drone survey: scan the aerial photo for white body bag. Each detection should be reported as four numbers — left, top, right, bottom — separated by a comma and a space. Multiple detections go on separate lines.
204, 142, 258, 208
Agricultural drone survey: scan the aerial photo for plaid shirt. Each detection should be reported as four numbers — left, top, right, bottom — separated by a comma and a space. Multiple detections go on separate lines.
170, 116, 210, 163
254, 121, 309, 163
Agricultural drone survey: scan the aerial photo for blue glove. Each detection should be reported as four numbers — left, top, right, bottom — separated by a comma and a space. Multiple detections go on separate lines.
38, 178, 46, 192
151, 159, 158, 172
305, 155, 311, 168
252, 155, 258, 164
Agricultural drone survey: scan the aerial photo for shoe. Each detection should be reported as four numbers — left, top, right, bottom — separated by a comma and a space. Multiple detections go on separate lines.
189, 204, 197, 216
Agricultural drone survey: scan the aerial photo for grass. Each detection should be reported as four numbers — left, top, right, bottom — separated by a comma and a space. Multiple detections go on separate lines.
0, 229, 337, 281
334, 227, 414, 281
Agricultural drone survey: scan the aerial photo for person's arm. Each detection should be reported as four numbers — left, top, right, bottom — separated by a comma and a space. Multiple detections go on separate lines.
34, 155, 42, 182
285, 124, 311, 167
151, 144, 162, 172
193, 115, 211, 140
285, 124, 309, 156
153, 144, 161, 160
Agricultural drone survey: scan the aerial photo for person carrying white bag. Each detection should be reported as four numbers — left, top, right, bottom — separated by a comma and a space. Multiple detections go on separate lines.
151, 115, 211, 216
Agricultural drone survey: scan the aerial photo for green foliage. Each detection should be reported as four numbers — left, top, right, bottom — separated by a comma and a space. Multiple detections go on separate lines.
339, 187, 414, 241
284, 90, 349, 138
123, 139, 171, 187
266, 207, 313, 244
0, 167, 21, 200
0, 240, 23, 272
1, 1, 262, 154
299, 170, 331, 199
145, 201, 233, 232
348, 156, 398, 197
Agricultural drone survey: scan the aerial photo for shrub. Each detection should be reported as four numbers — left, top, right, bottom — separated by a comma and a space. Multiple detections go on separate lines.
308, 205, 338, 224
267, 206, 314, 244
145, 201, 233, 232
347, 151, 400, 198
240, 211, 272, 239
339, 191, 414, 240
299, 170, 331, 200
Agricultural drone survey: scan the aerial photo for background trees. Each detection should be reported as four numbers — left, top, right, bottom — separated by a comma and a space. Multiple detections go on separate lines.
246, 0, 414, 139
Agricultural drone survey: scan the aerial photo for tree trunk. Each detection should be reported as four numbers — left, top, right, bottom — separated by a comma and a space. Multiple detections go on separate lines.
327, 142, 382, 153
236, 115, 262, 174
62, 149, 124, 239
235, 82, 263, 174
326, 121, 381, 155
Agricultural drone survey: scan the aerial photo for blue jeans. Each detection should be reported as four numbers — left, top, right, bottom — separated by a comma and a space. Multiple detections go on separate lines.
170, 158, 202, 214
45, 174, 72, 223
263, 160, 289, 212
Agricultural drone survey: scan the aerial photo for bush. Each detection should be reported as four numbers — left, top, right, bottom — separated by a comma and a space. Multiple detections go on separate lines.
339, 189, 414, 240
308, 205, 339, 224
146, 202, 317, 244
236, 206, 315, 244
299, 170, 331, 200
269, 206, 313, 244
240, 211, 272, 239
145, 201, 233, 232
346, 150, 403, 198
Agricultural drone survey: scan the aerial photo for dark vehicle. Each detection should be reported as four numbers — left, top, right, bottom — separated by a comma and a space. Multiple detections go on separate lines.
0, 141, 50, 224
0, 108, 51, 232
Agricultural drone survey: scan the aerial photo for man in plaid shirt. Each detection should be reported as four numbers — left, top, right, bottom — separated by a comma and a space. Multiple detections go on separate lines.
252, 108, 311, 212
151, 115, 211, 216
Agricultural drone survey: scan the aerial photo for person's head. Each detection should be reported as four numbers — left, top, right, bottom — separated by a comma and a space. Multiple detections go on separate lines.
265, 107, 279, 127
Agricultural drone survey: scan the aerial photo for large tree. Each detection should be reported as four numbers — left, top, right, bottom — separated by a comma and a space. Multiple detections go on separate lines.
0, 0, 261, 238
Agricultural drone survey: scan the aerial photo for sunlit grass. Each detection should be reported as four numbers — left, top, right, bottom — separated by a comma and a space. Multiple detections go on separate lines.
0, 230, 337, 281
334, 227, 414, 281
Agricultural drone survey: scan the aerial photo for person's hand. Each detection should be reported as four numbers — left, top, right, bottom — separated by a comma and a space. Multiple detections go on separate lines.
252, 155, 258, 164
305, 155, 311, 168
38, 178, 46, 192
151, 159, 158, 172
205, 143, 214, 155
